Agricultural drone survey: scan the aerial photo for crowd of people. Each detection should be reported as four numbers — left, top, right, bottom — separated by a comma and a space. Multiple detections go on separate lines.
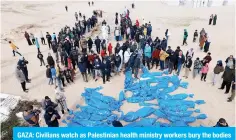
10, 2, 234, 127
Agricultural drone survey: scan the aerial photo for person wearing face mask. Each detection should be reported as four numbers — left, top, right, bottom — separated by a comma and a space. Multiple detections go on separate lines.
44, 106, 61, 127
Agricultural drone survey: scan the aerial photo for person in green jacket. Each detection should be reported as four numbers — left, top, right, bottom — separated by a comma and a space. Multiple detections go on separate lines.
182, 29, 188, 46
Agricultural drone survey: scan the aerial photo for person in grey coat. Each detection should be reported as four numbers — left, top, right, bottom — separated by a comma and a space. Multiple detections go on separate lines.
16, 65, 28, 92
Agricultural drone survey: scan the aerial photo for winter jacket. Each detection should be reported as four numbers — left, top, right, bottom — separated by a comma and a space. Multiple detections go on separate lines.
169, 54, 176, 63
15, 68, 26, 83
214, 65, 224, 74
194, 31, 198, 37
159, 50, 169, 61
46, 34, 52, 41
152, 49, 161, 59
70, 49, 79, 60
46, 68, 52, 78
37, 53, 43, 59
10, 42, 17, 50
214, 122, 229, 127
115, 29, 120, 36
194, 60, 202, 69
93, 59, 101, 69
185, 59, 193, 68
183, 30, 188, 39
203, 56, 212, 63
51, 43, 58, 53
225, 57, 235, 69
101, 50, 106, 58
44, 109, 61, 127
51, 34, 57, 41
201, 64, 209, 74
124, 51, 131, 63
95, 39, 101, 47
161, 39, 167, 51
222, 69, 235, 82
101, 60, 111, 73
114, 55, 121, 67
87, 39, 93, 48
78, 55, 87, 73
177, 55, 185, 65
47, 56, 55, 66
144, 45, 151, 58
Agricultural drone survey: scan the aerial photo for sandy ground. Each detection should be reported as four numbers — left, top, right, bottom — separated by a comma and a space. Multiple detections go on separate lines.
0, 1, 235, 126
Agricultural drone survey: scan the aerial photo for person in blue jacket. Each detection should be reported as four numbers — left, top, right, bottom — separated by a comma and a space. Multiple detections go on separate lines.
144, 43, 151, 70
176, 51, 185, 76
35, 38, 41, 53
44, 106, 61, 127
78, 53, 88, 82
147, 22, 152, 37
161, 38, 167, 51
51, 33, 57, 43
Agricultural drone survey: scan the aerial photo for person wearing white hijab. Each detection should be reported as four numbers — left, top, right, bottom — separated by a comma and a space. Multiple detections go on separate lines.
186, 48, 194, 58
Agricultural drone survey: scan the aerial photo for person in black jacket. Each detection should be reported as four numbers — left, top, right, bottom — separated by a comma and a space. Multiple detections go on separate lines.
174, 46, 182, 70
46, 32, 52, 49
101, 57, 110, 84
183, 56, 192, 78
46, 65, 53, 85
95, 36, 101, 53
47, 53, 55, 67
214, 118, 228, 127
70, 47, 79, 70
168, 51, 176, 74
37, 52, 45, 66
44, 106, 61, 127
114, 53, 121, 75
87, 38, 93, 52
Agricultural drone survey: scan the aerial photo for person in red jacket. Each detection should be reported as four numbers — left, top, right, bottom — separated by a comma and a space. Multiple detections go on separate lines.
151, 47, 161, 69
101, 48, 106, 61
136, 19, 139, 27
108, 43, 113, 56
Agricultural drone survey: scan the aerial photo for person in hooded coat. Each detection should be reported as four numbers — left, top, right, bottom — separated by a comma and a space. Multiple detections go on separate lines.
159, 48, 169, 70
212, 60, 224, 85
44, 106, 61, 127
183, 56, 192, 79
213, 14, 217, 25
151, 47, 161, 69
174, 46, 182, 70
47, 53, 55, 67
214, 118, 228, 127
16, 65, 28, 92
219, 68, 235, 94
24, 31, 32, 45
124, 48, 131, 68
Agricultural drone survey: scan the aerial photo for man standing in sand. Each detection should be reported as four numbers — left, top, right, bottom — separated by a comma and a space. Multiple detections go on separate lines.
46, 32, 52, 49
65, 5, 68, 12
182, 29, 188, 46
9, 41, 22, 56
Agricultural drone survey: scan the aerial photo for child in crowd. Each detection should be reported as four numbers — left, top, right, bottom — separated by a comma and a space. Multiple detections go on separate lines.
200, 63, 209, 81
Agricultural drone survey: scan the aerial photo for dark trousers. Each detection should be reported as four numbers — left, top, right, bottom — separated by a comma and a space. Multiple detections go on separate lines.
21, 81, 26, 91
96, 46, 100, 54
145, 57, 151, 70
23, 69, 29, 81
116, 36, 119, 41
220, 80, 232, 93
160, 60, 165, 70
13, 50, 22, 56
182, 38, 187, 45
39, 59, 45, 66
201, 73, 207, 80
41, 37, 46, 45
61, 77, 65, 87
37, 48, 41, 53
47, 40, 52, 49
26, 38, 32, 45
102, 72, 109, 83
152, 58, 159, 68
66, 77, 73, 83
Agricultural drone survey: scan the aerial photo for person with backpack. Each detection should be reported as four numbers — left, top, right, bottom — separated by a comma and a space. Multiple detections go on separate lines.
46, 65, 53, 85
212, 60, 224, 85
37, 52, 45, 66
